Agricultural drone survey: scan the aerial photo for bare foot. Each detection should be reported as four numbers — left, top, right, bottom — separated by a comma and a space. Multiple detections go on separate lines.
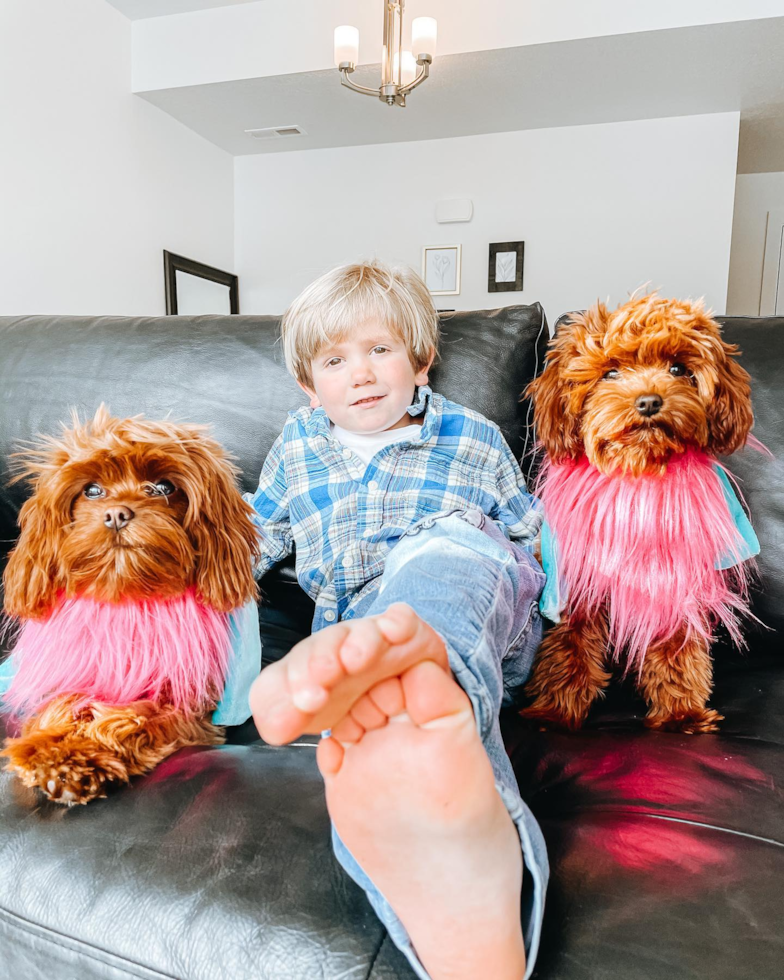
250, 603, 449, 745
317, 661, 527, 980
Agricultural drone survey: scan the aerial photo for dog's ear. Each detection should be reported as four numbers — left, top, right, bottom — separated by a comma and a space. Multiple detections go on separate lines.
179, 439, 260, 612
526, 309, 601, 460
705, 337, 753, 456
4, 488, 64, 619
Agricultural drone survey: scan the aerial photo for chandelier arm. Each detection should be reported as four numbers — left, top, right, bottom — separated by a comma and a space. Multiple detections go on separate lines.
340, 70, 381, 98
398, 60, 430, 96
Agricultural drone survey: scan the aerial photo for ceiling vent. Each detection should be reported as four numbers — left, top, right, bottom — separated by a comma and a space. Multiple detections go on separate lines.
244, 125, 307, 140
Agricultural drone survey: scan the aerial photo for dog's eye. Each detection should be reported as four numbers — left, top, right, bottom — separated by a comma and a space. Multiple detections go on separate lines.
603, 368, 620, 380
670, 363, 688, 377
83, 483, 105, 500
148, 479, 176, 497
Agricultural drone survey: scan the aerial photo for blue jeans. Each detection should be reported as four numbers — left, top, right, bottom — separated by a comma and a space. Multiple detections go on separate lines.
331, 509, 548, 980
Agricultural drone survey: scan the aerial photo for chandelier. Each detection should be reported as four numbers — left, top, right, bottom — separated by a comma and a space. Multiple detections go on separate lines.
334, 2, 437, 108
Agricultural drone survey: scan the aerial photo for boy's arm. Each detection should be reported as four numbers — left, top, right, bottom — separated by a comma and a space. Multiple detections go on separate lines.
489, 431, 543, 545
243, 433, 294, 578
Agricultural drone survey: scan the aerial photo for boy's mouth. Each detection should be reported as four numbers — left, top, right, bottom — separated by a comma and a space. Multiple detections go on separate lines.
351, 395, 385, 407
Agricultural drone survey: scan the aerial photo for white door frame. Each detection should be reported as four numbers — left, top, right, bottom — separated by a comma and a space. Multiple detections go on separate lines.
760, 208, 784, 315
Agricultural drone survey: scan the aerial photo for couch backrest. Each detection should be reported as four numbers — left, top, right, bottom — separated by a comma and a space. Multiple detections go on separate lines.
0, 305, 548, 550
716, 317, 784, 651
1, 308, 779, 650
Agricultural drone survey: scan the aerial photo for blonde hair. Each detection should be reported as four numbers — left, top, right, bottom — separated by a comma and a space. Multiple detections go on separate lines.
281, 260, 440, 386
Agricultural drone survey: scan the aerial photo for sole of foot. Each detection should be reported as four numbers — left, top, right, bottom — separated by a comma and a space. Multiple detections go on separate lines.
317, 660, 527, 980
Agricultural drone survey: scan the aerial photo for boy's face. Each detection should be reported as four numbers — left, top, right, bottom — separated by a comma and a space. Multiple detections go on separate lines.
298, 319, 433, 434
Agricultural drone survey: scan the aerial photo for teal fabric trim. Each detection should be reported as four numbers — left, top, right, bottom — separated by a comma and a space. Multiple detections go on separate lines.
212, 599, 261, 726
0, 655, 15, 699
538, 518, 564, 624
0, 601, 261, 728
713, 464, 760, 569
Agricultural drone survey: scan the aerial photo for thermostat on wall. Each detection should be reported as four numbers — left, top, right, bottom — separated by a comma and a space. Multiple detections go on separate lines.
435, 199, 473, 223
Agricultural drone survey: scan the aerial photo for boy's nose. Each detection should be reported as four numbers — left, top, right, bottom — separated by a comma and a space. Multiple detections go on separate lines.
351, 362, 375, 384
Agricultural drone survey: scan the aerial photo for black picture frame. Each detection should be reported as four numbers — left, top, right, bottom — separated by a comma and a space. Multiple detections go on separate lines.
487, 241, 524, 293
163, 250, 239, 315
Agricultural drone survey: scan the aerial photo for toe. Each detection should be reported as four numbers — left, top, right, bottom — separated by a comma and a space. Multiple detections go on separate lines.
401, 661, 473, 729
338, 618, 390, 675
367, 676, 406, 717
307, 649, 345, 691
331, 714, 365, 745
375, 602, 420, 645
290, 684, 329, 713
286, 626, 349, 700
350, 694, 388, 731
316, 736, 344, 778
299, 625, 351, 689
253, 701, 312, 746
250, 671, 312, 744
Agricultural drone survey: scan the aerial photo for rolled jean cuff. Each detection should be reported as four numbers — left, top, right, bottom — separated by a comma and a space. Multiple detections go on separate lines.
330, 779, 547, 980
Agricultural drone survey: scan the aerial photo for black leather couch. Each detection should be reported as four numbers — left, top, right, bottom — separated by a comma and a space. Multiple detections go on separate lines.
0, 306, 780, 979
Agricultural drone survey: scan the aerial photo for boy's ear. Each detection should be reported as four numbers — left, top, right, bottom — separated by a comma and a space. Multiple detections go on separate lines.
415, 347, 436, 385
296, 379, 321, 409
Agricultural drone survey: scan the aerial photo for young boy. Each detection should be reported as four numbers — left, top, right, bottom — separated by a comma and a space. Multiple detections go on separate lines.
247, 261, 547, 980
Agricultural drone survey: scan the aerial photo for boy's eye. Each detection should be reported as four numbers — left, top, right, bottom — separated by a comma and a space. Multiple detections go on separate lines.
371, 346, 389, 354
325, 357, 342, 367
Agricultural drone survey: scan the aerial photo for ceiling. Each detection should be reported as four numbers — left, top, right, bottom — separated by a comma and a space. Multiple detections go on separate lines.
135, 16, 784, 172
106, 0, 259, 20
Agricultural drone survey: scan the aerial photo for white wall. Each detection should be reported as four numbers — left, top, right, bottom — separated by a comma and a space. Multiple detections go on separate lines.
727, 172, 784, 315
0, 0, 234, 316
235, 112, 740, 324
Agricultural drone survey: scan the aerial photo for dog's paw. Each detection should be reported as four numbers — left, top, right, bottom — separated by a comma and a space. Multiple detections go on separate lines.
2, 733, 128, 805
644, 708, 723, 735
519, 704, 585, 732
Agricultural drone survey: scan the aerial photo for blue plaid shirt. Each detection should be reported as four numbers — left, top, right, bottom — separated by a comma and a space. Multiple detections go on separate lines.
246, 386, 542, 632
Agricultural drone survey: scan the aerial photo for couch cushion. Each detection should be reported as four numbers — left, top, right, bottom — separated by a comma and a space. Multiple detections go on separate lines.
0, 714, 415, 979
505, 654, 784, 980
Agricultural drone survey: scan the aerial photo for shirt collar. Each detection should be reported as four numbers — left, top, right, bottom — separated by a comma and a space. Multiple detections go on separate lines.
303, 385, 438, 440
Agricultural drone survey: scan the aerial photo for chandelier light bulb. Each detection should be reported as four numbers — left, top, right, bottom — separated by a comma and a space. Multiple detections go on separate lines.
412, 16, 437, 60
394, 50, 418, 85
334, 25, 359, 67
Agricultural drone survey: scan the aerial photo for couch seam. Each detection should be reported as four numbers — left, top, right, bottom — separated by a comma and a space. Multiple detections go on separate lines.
363, 931, 385, 980
0, 905, 178, 980
539, 807, 784, 847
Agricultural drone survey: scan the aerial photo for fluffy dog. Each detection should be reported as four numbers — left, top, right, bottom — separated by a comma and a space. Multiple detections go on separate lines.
522, 294, 759, 733
1, 407, 259, 803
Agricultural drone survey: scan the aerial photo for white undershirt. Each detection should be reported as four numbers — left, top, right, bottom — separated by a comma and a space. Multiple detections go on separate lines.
331, 421, 423, 466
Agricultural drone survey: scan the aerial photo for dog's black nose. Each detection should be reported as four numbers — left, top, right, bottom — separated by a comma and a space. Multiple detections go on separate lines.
104, 506, 134, 530
635, 394, 663, 417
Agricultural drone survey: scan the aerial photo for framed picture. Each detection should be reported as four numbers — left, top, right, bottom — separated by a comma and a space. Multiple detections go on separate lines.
422, 245, 462, 296
488, 241, 524, 293
164, 250, 239, 315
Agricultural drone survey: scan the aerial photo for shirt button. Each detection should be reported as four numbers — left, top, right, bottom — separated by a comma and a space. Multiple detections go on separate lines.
324, 609, 336, 622
342, 448, 352, 459
342, 555, 354, 567
368, 480, 379, 491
